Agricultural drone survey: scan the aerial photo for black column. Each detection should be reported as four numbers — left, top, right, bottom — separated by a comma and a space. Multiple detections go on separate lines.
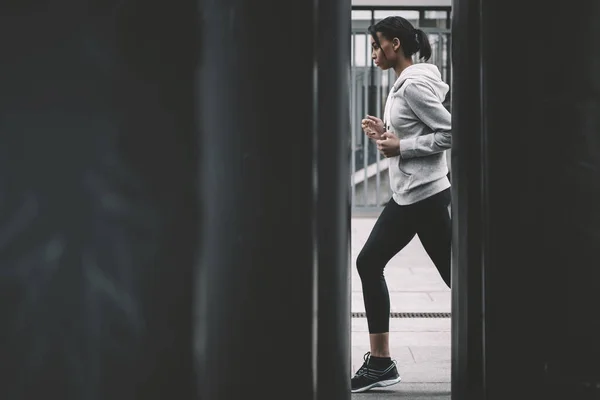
481, 0, 600, 398
453, 0, 600, 399
450, 0, 485, 398
477, 1, 541, 397
315, 0, 352, 399
0, 1, 198, 399
196, 1, 319, 398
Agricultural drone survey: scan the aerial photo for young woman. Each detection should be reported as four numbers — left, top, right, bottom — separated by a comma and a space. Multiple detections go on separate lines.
351, 16, 452, 393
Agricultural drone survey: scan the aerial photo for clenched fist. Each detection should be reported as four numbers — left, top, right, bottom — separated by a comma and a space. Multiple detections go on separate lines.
376, 131, 401, 158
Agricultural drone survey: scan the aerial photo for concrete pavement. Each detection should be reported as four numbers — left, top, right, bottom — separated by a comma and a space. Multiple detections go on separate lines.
350, 217, 451, 399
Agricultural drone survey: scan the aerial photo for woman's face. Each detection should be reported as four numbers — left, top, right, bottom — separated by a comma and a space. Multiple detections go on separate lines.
371, 32, 399, 70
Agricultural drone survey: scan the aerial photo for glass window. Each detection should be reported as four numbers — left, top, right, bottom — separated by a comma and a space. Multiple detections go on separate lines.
423, 10, 449, 28
374, 10, 419, 24
352, 10, 372, 21
424, 10, 448, 19
352, 33, 370, 67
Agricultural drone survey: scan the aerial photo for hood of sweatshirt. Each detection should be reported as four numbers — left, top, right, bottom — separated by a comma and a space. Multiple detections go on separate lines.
391, 63, 449, 102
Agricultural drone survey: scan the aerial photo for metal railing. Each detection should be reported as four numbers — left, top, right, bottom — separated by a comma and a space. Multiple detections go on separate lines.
350, 9, 451, 212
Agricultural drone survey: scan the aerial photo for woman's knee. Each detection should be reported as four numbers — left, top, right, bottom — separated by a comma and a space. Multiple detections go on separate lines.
356, 248, 382, 280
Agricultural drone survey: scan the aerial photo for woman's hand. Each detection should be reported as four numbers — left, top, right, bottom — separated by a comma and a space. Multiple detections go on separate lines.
361, 115, 385, 140
376, 132, 401, 158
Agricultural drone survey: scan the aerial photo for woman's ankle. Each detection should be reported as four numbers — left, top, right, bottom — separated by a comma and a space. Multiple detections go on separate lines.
370, 351, 391, 358
369, 332, 390, 358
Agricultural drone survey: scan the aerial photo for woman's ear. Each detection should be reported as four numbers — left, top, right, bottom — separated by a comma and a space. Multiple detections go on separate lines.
392, 37, 401, 52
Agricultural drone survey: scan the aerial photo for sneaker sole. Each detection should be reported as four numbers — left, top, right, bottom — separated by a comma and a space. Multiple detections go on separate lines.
351, 376, 402, 393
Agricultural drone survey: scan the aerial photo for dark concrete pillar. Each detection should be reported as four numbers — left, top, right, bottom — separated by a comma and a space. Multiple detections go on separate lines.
452, 0, 600, 399
315, 0, 352, 399
481, 1, 600, 398
197, 0, 350, 398
0, 1, 198, 399
450, 0, 485, 398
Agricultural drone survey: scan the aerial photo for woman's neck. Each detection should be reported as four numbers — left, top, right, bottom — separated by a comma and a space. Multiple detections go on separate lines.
394, 59, 414, 78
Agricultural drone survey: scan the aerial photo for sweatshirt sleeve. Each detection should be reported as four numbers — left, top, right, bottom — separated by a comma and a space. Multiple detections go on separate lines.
399, 81, 452, 159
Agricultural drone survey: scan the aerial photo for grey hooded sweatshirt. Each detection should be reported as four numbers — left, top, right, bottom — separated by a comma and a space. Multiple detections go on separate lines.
383, 63, 451, 205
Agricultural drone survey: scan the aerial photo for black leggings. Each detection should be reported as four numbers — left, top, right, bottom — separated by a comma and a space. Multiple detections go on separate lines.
356, 189, 451, 334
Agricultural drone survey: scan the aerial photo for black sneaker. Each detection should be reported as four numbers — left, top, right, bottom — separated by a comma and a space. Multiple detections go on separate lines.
351, 352, 401, 393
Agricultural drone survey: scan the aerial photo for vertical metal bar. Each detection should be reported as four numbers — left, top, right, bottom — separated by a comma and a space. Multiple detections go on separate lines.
448, 32, 452, 85
368, 9, 376, 120
197, 0, 317, 398
437, 33, 443, 70
362, 33, 369, 205
350, 34, 357, 209
367, 15, 377, 207
375, 66, 381, 207
442, 34, 448, 84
